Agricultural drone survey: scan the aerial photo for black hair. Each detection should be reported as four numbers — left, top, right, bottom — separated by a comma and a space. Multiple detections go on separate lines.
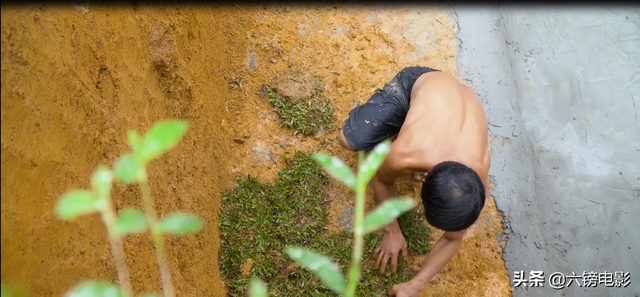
421, 161, 486, 232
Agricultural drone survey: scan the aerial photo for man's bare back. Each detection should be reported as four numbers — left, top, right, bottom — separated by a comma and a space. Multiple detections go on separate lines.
391, 71, 490, 188
338, 67, 491, 297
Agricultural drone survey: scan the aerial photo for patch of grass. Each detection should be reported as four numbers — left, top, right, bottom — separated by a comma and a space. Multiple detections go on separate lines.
265, 79, 336, 136
219, 152, 431, 296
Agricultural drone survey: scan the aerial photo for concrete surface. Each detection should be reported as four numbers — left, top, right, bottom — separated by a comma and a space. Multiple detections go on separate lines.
453, 5, 640, 297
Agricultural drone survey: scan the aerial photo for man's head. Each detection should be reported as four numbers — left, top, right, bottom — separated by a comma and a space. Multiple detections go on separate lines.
421, 161, 486, 232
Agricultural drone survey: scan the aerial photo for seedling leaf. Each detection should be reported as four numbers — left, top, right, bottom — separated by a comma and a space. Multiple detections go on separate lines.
114, 209, 149, 236
127, 129, 142, 153
363, 198, 416, 234
284, 246, 346, 295
63, 281, 124, 297
91, 166, 113, 198
113, 154, 143, 184
158, 213, 203, 236
1, 284, 28, 297
249, 278, 268, 297
357, 140, 391, 187
311, 153, 356, 190
0, 284, 11, 297
137, 120, 188, 164
55, 190, 99, 221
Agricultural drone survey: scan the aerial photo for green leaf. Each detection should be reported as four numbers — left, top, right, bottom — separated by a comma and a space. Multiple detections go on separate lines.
362, 197, 416, 234
1, 284, 11, 297
1, 284, 28, 297
158, 213, 203, 236
127, 129, 142, 153
114, 209, 149, 236
357, 140, 392, 187
248, 278, 268, 297
91, 165, 113, 198
113, 154, 143, 184
284, 246, 346, 295
64, 281, 124, 297
137, 120, 188, 164
2, 283, 29, 297
311, 153, 356, 190
55, 190, 99, 221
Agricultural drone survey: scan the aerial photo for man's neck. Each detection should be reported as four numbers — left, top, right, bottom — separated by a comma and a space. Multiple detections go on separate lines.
395, 145, 481, 174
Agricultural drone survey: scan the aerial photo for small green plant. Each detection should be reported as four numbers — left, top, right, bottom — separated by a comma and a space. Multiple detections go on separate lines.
53, 120, 203, 297
248, 140, 416, 297
266, 81, 336, 136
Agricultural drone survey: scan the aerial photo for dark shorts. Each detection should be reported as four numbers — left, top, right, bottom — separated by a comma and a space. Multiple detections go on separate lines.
342, 66, 440, 151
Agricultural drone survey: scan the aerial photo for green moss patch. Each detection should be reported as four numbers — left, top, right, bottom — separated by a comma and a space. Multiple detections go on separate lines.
219, 152, 431, 296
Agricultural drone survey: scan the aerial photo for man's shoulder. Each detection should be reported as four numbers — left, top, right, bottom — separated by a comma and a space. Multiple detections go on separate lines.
376, 144, 421, 181
414, 71, 460, 88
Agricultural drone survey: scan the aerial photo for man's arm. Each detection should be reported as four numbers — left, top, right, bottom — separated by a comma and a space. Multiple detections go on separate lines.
371, 172, 398, 232
481, 146, 492, 192
370, 144, 417, 274
404, 230, 466, 292
370, 150, 412, 233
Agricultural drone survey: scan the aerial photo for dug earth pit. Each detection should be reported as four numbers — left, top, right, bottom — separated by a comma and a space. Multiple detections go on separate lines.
272, 69, 317, 104
265, 71, 336, 136
1, 3, 512, 297
220, 4, 513, 297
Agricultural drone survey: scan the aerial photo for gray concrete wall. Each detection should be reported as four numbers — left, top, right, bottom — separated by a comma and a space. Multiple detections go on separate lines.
453, 5, 640, 297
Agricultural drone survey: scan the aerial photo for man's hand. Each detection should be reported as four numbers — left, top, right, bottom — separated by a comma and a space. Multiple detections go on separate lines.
374, 229, 408, 274
390, 281, 423, 297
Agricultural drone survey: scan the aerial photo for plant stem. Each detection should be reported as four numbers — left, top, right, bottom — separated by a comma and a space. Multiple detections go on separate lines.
108, 237, 133, 296
345, 152, 367, 297
99, 196, 133, 296
139, 170, 175, 297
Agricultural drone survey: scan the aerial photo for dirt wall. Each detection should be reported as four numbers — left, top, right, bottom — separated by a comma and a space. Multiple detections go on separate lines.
1, 4, 246, 296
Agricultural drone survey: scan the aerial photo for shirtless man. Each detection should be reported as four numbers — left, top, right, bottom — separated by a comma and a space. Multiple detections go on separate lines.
338, 67, 491, 297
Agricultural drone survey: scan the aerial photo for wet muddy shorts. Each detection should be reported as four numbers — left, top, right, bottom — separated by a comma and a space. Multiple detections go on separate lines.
341, 66, 440, 151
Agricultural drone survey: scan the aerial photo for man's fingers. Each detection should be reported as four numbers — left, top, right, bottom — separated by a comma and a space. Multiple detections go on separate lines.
391, 253, 398, 274
374, 247, 381, 257
375, 250, 384, 269
390, 285, 398, 296
402, 246, 408, 259
379, 254, 390, 274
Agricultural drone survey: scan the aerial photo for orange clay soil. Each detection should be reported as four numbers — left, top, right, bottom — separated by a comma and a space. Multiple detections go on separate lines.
1, 3, 512, 297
